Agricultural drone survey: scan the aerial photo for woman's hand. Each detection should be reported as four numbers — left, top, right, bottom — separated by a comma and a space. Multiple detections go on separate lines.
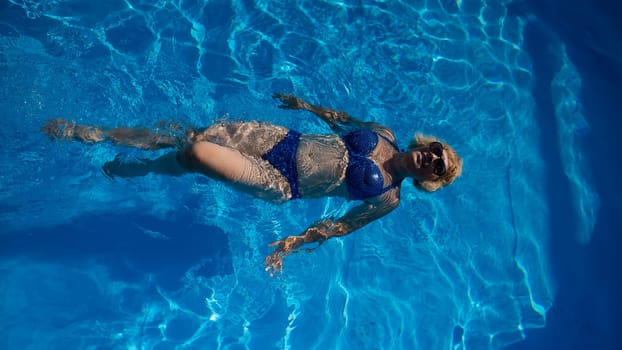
263, 235, 305, 276
263, 220, 334, 276
273, 92, 309, 110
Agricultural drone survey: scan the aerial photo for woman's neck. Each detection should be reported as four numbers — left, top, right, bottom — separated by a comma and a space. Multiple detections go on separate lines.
385, 152, 412, 179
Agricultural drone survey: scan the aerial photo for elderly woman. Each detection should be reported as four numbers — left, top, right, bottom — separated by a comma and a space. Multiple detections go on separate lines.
43, 93, 462, 274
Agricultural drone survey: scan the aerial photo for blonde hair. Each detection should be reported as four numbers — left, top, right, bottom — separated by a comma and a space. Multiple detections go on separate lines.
408, 133, 463, 192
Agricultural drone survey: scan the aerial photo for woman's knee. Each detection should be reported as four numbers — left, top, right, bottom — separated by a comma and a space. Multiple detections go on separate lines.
177, 143, 205, 171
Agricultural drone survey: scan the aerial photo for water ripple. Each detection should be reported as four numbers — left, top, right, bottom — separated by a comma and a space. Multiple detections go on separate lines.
0, 0, 594, 348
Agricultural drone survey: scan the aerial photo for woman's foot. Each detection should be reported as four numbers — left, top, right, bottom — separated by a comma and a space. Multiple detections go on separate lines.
43, 118, 105, 143
102, 154, 150, 179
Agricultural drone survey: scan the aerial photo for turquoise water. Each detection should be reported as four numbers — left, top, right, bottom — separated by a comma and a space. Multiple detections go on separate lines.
0, 0, 605, 349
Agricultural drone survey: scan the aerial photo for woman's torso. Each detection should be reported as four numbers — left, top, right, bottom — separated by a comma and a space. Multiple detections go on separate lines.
296, 130, 400, 199
296, 134, 348, 198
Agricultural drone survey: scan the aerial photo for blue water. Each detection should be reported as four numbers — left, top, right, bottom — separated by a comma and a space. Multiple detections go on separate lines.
0, 0, 619, 349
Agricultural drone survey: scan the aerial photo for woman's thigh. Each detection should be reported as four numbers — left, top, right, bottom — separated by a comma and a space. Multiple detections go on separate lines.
181, 141, 292, 202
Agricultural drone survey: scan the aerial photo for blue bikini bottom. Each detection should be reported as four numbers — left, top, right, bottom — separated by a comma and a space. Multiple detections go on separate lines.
261, 130, 301, 199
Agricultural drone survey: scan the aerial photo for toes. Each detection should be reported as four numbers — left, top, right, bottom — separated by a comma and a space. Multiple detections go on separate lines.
43, 118, 76, 140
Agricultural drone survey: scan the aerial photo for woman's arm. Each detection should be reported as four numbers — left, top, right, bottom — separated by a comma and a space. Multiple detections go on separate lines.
273, 92, 389, 133
263, 193, 400, 275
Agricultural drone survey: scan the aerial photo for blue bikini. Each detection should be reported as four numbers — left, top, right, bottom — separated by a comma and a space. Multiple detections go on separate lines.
262, 130, 302, 199
262, 128, 400, 200
342, 129, 401, 200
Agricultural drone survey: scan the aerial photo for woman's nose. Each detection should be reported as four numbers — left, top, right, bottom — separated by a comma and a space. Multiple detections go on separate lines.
422, 152, 433, 167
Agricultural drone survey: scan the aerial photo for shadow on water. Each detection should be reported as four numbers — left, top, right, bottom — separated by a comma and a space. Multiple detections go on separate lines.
508, 1, 622, 349
0, 208, 233, 291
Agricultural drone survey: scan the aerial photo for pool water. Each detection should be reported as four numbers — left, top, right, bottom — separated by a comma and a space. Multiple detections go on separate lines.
1, 0, 618, 349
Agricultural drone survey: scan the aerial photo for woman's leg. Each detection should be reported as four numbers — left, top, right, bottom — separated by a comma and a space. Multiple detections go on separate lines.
102, 151, 187, 178
102, 140, 292, 202
190, 121, 289, 157
179, 141, 292, 202
43, 118, 183, 150
43, 119, 288, 153
45, 119, 293, 200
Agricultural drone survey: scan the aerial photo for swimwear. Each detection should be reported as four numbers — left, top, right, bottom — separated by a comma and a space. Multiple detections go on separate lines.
343, 129, 401, 200
262, 130, 302, 199
262, 128, 400, 201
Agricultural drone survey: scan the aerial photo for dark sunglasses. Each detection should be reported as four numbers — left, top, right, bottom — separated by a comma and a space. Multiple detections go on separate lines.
422, 142, 446, 176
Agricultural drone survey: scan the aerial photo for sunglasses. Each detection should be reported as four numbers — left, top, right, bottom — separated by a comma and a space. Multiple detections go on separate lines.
422, 142, 446, 176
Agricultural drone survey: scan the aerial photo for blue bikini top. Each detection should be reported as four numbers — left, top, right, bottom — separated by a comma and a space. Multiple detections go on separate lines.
343, 129, 401, 200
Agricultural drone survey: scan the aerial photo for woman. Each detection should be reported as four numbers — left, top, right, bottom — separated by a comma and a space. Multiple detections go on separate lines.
43, 93, 463, 274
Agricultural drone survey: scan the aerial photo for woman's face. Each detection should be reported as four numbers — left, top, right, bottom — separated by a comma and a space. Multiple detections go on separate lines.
408, 142, 448, 181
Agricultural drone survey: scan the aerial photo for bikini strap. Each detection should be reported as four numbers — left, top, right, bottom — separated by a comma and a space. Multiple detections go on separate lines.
377, 133, 400, 152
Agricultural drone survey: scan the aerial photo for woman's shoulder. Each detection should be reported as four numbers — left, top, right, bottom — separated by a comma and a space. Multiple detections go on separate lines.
352, 123, 395, 144
374, 127, 396, 143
